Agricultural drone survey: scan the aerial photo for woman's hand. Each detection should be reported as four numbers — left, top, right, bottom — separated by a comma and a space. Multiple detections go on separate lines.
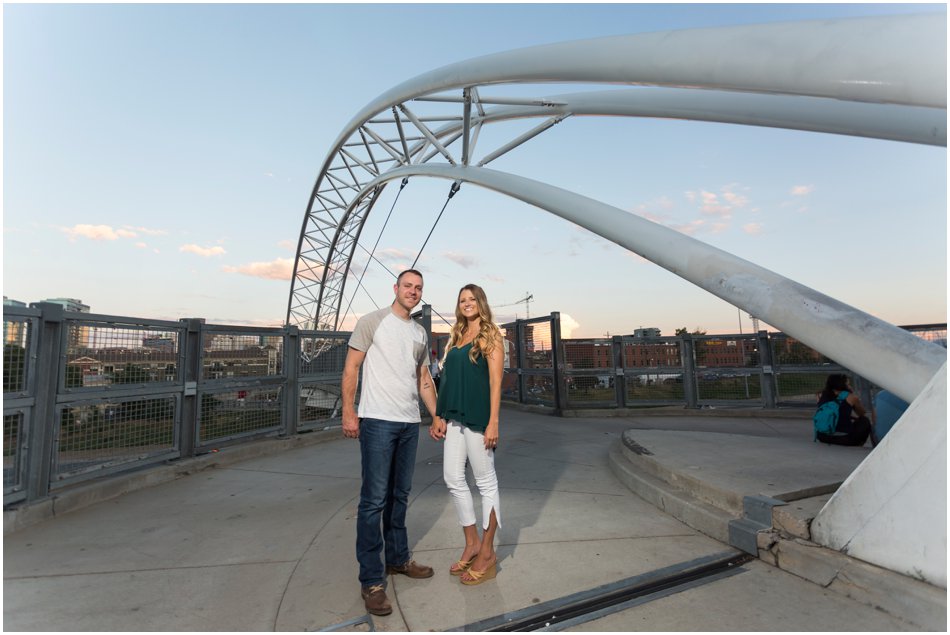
483, 421, 499, 450
429, 416, 446, 441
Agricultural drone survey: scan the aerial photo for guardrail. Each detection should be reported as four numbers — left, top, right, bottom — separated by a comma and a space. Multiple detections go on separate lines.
4, 303, 944, 509
3, 303, 351, 508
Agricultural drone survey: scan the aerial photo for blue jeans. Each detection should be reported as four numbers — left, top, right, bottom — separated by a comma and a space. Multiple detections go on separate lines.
356, 418, 419, 588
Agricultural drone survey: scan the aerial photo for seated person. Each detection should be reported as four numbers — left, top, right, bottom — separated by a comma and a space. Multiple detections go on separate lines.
871, 390, 909, 446
815, 374, 871, 446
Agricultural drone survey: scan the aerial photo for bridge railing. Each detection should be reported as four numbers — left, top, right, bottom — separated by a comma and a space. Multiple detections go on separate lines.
4, 303, 944, 509
2, 303, 353, 509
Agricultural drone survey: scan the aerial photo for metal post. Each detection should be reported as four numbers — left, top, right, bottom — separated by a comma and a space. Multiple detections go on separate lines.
178, 318, 203, 458
612, 335, 626, 408
681, 333, 699, 409
516, 319, 526, 404
24, 302, 64, 503
757, 330, 777, 408
283, 324, 300, 437
550, 312, 567, 414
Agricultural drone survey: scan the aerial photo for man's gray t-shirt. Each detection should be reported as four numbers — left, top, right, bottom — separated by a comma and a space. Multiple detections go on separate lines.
349, 306, 428, 422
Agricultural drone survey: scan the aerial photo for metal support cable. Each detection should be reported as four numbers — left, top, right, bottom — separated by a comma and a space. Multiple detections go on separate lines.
410, 181, 460, 271
341, 179, 460, 332
340, 178, 409, 326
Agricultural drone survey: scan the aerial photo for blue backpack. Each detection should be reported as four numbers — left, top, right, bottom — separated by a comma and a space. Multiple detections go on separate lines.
813, 391, 848, 441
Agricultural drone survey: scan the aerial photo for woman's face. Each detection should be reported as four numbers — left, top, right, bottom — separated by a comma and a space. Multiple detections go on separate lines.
458, 289, 479, 321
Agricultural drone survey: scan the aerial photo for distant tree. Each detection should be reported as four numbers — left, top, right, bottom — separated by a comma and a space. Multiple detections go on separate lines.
675, 327, 707, 336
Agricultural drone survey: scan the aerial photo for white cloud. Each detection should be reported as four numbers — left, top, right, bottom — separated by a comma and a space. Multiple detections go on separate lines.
278, 239, 297, 252
559, 313, 580, 338
791, 185, 814, 196
117, 229, 137, 239
222, 257, 295, 281
134, 242, 148, 249
442, 251, 478, 268
180, 244, 227, 257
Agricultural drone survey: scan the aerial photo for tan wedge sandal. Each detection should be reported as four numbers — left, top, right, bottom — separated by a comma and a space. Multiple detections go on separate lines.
460, 557, 497, 585
449, 557, 475, 576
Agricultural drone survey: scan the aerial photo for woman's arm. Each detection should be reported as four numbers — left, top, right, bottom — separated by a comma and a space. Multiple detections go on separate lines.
847, 392, 868, 417
483, 333, 504, 450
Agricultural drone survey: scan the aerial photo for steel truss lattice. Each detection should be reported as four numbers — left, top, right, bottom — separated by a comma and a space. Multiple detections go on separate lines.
288, 14, 946, 401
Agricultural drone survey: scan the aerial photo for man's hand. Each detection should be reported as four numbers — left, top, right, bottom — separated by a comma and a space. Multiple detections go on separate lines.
342, 410, 360, 439
429, 416, 446, 441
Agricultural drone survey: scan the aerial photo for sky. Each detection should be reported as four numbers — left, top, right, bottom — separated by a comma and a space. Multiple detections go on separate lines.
3, 2, 947, 338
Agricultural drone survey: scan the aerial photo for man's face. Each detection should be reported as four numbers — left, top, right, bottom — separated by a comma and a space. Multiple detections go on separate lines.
393, 272, 423, 312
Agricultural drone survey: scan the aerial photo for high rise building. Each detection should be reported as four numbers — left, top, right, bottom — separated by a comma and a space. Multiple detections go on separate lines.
3, 297, 28, 345
41, 298, 91, 348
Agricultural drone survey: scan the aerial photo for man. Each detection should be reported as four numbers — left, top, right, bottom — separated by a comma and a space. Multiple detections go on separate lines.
341, 269, 438, 617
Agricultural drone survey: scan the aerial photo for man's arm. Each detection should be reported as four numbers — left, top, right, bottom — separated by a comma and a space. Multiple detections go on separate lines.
418, 364, 439, 420
341, 347, 366, 438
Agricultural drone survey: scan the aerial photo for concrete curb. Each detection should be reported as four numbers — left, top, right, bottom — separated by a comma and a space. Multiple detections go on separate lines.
565, 406, 812, 419
608, 441, 735, 544
619, 430, 745, 514
3, 428, 341, 535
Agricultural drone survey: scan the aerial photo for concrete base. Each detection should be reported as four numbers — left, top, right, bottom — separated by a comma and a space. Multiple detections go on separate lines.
758, 533, 947, 631
608, 428, 947, 630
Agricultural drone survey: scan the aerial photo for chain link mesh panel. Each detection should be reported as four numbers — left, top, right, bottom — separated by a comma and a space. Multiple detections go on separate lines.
696, 371, 762, 402
4, 411, 24, 494
523, 321, 554, 369
65, 322, 181, 389
3, 318, 30, 394
54, 396, 177, 482
626, 372, 687, 403
198, 388, 282, 445
202, 331, 284, 380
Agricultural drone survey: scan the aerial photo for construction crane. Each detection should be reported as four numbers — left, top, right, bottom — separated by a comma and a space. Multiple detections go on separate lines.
498, 292, 533, 319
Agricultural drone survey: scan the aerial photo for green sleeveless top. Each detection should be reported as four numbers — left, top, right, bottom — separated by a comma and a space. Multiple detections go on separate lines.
436, 343, 490, 433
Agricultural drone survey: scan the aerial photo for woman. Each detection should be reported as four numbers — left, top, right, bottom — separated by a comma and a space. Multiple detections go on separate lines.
815, 374, 871, 446
429, 284, 504, 585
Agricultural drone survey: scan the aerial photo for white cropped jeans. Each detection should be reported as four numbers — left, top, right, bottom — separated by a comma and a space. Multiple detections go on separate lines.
443, 420, 502, 530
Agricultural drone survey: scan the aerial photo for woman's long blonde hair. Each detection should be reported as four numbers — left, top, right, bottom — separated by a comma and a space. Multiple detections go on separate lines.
444, 284, 501, 364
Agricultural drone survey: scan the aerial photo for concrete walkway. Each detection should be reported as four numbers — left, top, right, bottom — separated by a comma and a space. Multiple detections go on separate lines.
2, 409, 932, 631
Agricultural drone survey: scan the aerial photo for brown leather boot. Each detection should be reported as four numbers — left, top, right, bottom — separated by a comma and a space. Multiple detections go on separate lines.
361, 584, 392, 616
386, 559, 434, 579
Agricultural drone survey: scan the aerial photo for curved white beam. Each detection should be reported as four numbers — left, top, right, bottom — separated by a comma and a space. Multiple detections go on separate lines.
346, 164, 946, 404
328, 14, 945, 172
462, 88, 947, 147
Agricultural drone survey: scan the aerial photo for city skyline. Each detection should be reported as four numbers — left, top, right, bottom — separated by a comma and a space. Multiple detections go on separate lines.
3, 3, 946, 338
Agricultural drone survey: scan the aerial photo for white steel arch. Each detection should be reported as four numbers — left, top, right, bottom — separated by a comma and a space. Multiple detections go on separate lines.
288, 13, 946, 403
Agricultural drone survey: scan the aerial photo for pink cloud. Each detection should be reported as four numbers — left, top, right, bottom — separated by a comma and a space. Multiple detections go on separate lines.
442, 251, 478, 268
61, 224, 128, 241
180, 244, 226, 257
743, 223, 764, 235
791, 185, 814, 196
223, 257, 295, 281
